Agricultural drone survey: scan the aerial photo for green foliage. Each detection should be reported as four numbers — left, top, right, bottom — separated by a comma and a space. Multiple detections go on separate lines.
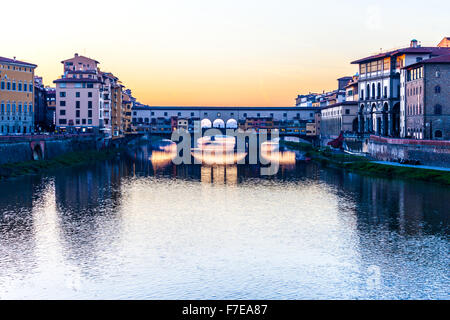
0, 149, 121, 180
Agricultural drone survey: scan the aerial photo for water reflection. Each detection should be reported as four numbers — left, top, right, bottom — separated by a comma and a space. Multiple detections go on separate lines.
0, 144, 448, 299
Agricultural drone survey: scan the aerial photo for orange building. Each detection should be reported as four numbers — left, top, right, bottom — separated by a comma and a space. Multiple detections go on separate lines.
0, 56, 37, 134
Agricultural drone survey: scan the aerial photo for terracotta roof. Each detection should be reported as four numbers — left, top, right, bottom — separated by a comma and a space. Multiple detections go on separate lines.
0, 56, 37, 68
404, 54, 450, 69
351, 47, 450, 64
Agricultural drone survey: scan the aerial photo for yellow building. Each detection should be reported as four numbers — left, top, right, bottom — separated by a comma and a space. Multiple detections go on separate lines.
122, 90, 133, 133
0, 56, 37, 134
111, 83, 123, 138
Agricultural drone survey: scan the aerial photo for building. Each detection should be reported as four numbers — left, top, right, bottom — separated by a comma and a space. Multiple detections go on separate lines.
54, 53, 133, 137
244, 117, 274, 132
344, 75, 359, 102
320, 102, 359, 141
438, 37, 450, 48
132, 104, 152, 132
403, 54, 450, 140
54, 54, 102, 134
34, 76, 47, 132
45, 87, 56, 132
177, 118, 189, 131
111, 80, 123, 138
0, 56, 37, 134
45, 87, 56, 131
122, 89, 134, 133
351, 39, 450, 137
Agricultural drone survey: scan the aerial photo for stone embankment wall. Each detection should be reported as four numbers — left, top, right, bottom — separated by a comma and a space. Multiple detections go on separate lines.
0, 134, 104, 165
367, 136, 450, 168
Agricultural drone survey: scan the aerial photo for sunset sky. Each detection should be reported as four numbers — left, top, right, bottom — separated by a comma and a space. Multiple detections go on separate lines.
3, 0, 449, 106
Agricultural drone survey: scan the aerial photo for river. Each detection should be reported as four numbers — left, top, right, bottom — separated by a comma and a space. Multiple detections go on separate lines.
0, 144, 448, 299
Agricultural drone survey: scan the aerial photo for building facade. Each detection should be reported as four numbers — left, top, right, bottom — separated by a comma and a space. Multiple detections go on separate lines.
0, 56, 37, 134
404, 55, 450, 140
352, 39, 450, 137
54, 54, 102, 134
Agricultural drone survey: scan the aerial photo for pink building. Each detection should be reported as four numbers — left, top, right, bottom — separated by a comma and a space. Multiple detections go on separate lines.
54, 54, 102, 133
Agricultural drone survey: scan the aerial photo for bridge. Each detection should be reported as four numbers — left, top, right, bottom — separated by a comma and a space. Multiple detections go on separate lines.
133, 106, 320, 128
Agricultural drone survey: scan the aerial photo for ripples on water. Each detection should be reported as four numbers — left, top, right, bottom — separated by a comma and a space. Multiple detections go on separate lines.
0, 146, 448, 299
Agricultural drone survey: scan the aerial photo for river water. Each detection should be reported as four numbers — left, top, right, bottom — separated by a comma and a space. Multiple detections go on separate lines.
0, 145, 448, 299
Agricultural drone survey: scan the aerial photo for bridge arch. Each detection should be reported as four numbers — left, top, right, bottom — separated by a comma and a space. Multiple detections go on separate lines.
213, 119, 225, 128
226, 118, 238, 129
201, 118, 212, 129
32, 144, 43, 161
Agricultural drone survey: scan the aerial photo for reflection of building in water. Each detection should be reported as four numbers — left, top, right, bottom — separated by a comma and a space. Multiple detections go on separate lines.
201, 166, 238, 185
0, 175, 37, 278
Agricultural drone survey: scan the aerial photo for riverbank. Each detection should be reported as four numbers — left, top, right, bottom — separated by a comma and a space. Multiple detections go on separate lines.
281, 141, 450, 186
0, 148, 123, 180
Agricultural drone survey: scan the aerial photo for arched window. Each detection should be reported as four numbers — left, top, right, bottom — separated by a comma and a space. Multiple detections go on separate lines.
435, 85, 441, 93
372, 83, 376, 99
377, 83, 381, 98
24, 103, 27, 113
434, 104, 442, 115
435, 130, 443, 138
366, 84, 370, 100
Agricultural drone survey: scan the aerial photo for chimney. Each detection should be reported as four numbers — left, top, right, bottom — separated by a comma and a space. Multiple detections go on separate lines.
75, 53, 79, 57
13, 56, 16, 61
410, 39, 418, 48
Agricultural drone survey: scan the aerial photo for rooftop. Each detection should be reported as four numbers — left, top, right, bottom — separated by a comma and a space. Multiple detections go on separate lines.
0, 56, 37, 68
351, 46, 450, 64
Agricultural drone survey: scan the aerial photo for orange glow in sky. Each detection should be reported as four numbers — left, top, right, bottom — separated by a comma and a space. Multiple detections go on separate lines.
2, 0, 448, 106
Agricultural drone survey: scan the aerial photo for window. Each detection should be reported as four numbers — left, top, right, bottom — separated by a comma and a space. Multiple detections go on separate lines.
164, 112, 168, 116
435, 130, 443, 138
87, 83, 94, 88
435, 86, 441, 93
360, 64, 366, 74
0, 81, 4, 90
345, 109, 350, 115
1, 103, 4, 112
23, 83, 27, 92
18, 103, 22, 113
60, 110, 66, 115
76, 92, 80, 98
434, 104, 442, 115
82, 119, 86, 124
18, 82, 22, 91
7, 82, 11, 90
191, 112, 194, 117
59, 119, 67, 124
88, 119, 92, 124
88, 101, 92, 108
60, 92, 66, 97
29, 83, 32, 93
88, 110, 92, 118
60, 101, 66, 106
88, 92, 92, 98
178, 112, 181, 116
76, 110, 80, 117
24, 103, 27, 113
243, 113, 247, 117
12, 82, 16, 91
